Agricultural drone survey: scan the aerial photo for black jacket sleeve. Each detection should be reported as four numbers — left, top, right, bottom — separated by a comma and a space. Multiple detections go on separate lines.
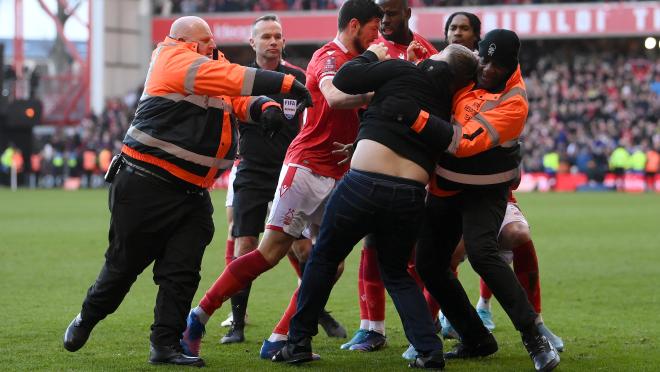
414, 112, 457, 153
333, 51, 414, 94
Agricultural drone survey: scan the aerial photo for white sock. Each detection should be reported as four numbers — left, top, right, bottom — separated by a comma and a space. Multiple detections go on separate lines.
359, 319, 369, 330
369, 320, 385, 335
268, 333, 288, 342
476, 297, 491, 311
192, 306, 210, 324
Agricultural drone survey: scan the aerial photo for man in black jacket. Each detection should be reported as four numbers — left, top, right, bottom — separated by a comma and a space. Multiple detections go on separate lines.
272, 43, 477, 369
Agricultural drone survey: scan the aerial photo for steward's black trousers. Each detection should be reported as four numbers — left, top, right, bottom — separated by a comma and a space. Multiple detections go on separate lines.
416, 183, 538, 342
80, 165, 214, 346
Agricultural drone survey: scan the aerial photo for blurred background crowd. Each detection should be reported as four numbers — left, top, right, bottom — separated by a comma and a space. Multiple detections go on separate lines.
1, 0, 658, 191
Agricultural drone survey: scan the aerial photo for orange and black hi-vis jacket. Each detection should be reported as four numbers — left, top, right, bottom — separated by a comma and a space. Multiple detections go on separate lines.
430, 66, 528, 196
122, 36, 295, 189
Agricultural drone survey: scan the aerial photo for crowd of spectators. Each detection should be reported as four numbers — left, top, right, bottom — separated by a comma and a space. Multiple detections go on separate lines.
2, 39, 658, 190
520, 39, 659, 185
153, 0, 612, 14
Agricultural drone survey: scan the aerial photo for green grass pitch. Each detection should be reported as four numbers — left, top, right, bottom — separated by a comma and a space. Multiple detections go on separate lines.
1, 189, 658, 371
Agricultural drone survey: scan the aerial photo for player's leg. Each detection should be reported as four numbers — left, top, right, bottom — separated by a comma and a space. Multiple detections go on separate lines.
182, 164, 326, 356
437, 239, 466, 340
221, 186, 272, 344
349, 234, 387, 351
499, 205, 564, 352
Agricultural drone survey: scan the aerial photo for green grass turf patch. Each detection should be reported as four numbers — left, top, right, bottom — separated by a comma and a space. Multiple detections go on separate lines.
0, 189, 658, 371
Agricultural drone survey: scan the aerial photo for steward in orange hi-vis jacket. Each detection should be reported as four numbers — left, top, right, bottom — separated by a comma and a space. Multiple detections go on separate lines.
122, 34, 309, 189
62, 16, 311, 368
384, 29, 560, 372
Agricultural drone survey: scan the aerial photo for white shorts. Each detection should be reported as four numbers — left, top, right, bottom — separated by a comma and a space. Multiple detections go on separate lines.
497, 202, 529, 263
266, 163, 336, 239
225, 163, 238, 208
499, 202, 529, 235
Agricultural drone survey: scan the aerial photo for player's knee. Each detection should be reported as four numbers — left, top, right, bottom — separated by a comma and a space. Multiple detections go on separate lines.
499, 222, 531, 250
258, 230, 296, 265
235, 236, 258, 256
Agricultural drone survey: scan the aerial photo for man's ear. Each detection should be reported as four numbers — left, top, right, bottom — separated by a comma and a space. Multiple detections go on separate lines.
249, 37, 256, 51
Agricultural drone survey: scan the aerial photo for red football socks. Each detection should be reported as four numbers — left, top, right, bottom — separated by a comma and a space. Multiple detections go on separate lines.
363, 246, 385, 321
200, 249, 272, 316
273, 287, 299, 335
512, 240, 542, 313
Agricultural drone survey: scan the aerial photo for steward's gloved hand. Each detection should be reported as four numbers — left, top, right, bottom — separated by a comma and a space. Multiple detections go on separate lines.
290, 80, 313, 113
260, 106, 288, 138
381, 96, 421, 127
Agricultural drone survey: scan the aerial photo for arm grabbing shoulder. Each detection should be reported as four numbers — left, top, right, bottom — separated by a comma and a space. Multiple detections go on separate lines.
320, 78, 372, 109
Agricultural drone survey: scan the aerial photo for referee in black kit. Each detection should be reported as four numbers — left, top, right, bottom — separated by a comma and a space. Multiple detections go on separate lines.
221, 14, 346, 344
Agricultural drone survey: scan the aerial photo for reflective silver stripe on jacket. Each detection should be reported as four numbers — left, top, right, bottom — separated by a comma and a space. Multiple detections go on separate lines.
146, 93, 233, 112
244, 96, 259, 124
435, 165, 520, 185
127, 126, 232, 169
241, 67, 257, 95
184, 57, 210, 95
479, 86, 527, 113
472, 113, 500, 147
446, 123, 463, 155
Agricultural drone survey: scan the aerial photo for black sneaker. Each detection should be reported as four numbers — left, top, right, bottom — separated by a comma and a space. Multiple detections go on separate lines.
409, 348, 445, 370
220, 323, 245, 344
522, 332, 560, 372
318, 309, 347, 338
63, 313, 96, 352
272, 337, 315, 364
149, 344, 205, 367
444, 333, 498, 359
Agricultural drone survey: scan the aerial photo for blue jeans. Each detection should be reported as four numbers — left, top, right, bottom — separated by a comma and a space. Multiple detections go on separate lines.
289, 169, 443, 354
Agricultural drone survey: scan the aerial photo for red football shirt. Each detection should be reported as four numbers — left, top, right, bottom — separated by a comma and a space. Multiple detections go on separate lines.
285, 38, 360, 180
373, 32, 438, 61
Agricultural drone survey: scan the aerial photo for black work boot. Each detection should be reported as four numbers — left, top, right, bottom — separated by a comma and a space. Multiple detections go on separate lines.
318, 309, 347, 338
444, 332, 498, 359
63, 313, 96, 352
409, 348, 445, 370
522, 329, 560, 372
149, 344, 205, 367
271, 337, 315, 364
220, 322, 245, 344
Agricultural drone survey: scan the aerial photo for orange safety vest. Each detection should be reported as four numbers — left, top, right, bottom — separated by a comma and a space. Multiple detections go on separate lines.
31, 153, 42, 172
82, 150, 97, 171
98, 149, 112, 172
430, 66, 528, 196
646, 150, 660, 173
12, 152, 24, 172
122, 36, 293, 188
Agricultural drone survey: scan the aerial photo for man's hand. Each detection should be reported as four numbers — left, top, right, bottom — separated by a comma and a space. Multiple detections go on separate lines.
260, 106, 288, 138
367, 43, 390, 61
332, 142, 354, 166
406, 40, 428, 63
381, 96, 420, 127
290, 80, 313, 113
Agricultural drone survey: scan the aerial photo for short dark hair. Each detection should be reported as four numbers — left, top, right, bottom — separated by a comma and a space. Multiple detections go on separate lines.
253, 14, 280, 26
338, 0, 384, 32
444, 12, 481, 50
252, 14, 281, 36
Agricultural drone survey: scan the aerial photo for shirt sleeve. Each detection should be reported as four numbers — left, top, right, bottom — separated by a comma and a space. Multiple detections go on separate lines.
333, 51, 414, 94
453, 95, 528, 158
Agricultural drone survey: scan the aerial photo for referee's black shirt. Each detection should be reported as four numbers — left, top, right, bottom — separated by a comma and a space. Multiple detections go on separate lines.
236, 61, 306, 187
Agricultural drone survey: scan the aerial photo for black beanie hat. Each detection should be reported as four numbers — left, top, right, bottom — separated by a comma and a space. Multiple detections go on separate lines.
478, 29, 520, 71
